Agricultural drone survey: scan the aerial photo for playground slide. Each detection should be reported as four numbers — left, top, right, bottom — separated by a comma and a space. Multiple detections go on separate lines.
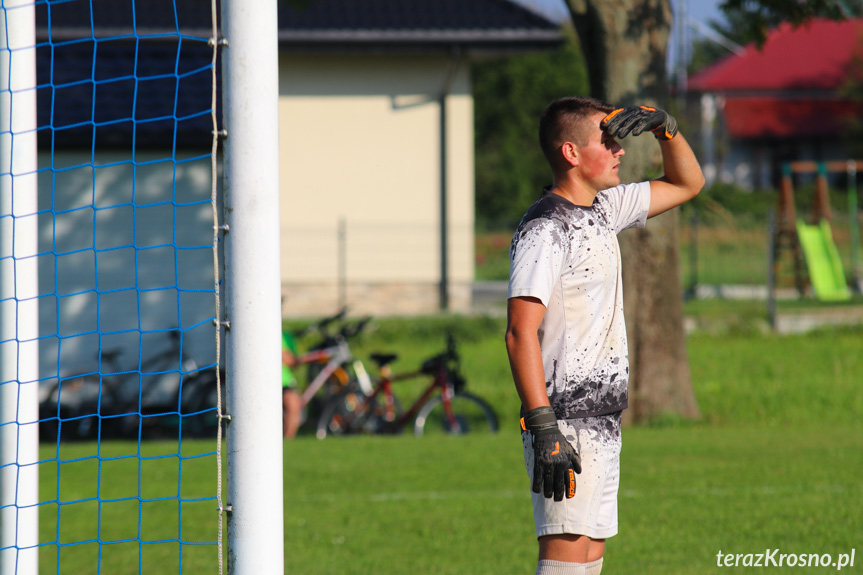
796, 219, 851, 301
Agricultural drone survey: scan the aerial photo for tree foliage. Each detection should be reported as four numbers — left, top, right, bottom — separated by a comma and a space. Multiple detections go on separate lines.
687, 9, 752, 74
718, 0, 861, 46
840, 34, 863, 159
472, 27, 589, 230
689, 0, 863, 74
691, 1, 863, 157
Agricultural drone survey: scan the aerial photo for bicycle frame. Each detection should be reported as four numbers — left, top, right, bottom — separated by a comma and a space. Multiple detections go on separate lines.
99, 335, 199, 409
291, 312, 373, 407
41, 329, 203, 440
298, 339, 370, 407
316, 333, 498, 439
371, 358, 462, 433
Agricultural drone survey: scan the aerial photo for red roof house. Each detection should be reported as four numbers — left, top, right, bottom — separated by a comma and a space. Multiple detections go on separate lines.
688, 19, 863, 187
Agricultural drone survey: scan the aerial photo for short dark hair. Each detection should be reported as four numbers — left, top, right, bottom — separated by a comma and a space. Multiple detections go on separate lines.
539, 97, 615, 168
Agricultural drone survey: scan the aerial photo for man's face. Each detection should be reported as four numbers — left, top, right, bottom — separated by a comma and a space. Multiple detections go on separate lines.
575, 112, 625, 191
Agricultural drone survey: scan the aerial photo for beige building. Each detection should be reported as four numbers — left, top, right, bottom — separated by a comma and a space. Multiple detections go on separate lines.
278, 52, 475, 315
276, 0, 561, 317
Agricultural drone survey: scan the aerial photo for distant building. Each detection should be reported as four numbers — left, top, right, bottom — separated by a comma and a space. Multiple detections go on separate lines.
688, 18, 863, 189
34, 0, 561, 377
276, 0, 562, 316
38, 0, 563, 322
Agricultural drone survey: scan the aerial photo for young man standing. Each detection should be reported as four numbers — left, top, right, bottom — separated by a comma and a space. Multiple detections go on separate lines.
505, 97, 704, 575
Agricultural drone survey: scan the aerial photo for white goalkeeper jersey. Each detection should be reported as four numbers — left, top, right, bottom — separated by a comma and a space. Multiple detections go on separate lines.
508, 182, 650, 419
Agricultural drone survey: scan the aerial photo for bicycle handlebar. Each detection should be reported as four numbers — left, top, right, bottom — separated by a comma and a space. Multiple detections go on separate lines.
301, 314, 373, 351
340, 316, 372, 339
292, 307, 349, 338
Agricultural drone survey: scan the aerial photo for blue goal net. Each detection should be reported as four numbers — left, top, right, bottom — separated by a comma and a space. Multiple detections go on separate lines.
1, 0, 224, 572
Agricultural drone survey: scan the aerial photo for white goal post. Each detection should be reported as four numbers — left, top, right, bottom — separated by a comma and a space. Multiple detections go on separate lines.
0, 1, 39, 574
220, 1, 286, 574
0, 0, 286, 573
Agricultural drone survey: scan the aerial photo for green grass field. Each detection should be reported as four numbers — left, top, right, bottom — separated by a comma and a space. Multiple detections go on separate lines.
36, 316, 863, 574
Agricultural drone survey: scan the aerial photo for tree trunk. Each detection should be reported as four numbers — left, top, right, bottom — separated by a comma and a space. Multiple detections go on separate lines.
565, 0, 700, 424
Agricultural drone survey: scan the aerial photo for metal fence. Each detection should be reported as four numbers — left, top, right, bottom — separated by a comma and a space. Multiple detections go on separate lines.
680, 209, 862, 299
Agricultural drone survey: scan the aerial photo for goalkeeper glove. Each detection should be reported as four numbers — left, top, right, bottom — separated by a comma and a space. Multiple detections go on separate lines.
521, 406, 581, 501
601, 105, 678, 141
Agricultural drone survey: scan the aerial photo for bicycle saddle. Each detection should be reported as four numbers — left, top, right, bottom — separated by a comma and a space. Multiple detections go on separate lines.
369, 353, 398, 367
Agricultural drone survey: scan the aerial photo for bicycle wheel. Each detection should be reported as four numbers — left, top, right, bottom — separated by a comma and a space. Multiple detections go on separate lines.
181, 368, 225, 438
316, 389, 402, 439
413, 391, 498, 437
302, 365, 353, 425
40, 375, 104, 441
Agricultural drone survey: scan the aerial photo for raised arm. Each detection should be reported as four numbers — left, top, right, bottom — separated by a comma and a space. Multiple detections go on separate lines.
600, 105, 705, 218
648, 132, 705, 218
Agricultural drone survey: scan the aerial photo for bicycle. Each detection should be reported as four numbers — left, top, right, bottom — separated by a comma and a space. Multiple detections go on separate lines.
286, 310, 374, 425
315, 334, 499, 438
38, 329, 217, 441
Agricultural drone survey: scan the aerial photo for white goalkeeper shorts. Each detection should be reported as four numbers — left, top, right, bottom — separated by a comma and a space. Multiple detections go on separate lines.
522, 412, 622, 540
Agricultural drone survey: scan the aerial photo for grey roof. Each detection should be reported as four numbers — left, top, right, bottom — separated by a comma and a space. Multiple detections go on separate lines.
276, 0, 562, 51
37, 0, 561, 50
35, 0, 561, 149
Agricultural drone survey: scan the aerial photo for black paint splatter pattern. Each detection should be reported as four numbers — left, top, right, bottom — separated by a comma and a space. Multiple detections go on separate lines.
509, 185, 649, 419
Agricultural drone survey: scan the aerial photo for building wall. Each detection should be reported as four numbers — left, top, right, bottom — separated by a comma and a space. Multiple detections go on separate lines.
717, 139, 853, 190
35, 151, 217, 386
35, 51, 481, 384
694, 93, 857, 190
277, 52, 475, 317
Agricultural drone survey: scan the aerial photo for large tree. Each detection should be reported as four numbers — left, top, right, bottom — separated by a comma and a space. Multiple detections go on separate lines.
563, 0, 698, 425
559, 0, 856, 424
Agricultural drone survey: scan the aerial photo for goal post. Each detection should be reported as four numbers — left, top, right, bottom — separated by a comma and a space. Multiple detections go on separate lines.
220, 0, 286, 573
0, 0, 286, 572
0, 1, 39, 573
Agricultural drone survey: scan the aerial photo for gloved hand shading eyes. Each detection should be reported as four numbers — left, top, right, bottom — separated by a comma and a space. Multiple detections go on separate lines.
601, 105, 678, 141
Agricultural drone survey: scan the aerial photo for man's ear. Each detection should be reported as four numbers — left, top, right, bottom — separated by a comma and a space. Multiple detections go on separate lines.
561, 142, 579, 167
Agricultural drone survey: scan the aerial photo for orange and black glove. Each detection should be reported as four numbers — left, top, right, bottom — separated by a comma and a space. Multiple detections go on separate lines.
601, 105, 678, 141
522, 406, 581, 501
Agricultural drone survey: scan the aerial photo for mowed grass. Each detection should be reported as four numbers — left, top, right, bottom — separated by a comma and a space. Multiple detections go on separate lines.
37, 316, 863, 574
281, 425, 863, 575
37, 440, 220, 575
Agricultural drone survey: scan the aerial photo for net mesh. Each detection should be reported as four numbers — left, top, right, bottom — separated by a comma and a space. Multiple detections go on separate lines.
1, 1, 224, 572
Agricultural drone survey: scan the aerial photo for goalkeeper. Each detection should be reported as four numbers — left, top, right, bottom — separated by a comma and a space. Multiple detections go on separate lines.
505, 97, 703, 575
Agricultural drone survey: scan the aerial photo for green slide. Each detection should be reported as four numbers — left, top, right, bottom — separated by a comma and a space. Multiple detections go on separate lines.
796, 219, 851, 301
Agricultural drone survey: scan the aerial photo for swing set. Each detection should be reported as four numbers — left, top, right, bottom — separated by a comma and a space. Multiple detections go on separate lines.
773, 160, 861, 301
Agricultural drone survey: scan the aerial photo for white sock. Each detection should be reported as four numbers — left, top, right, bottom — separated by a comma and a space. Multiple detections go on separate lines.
536, 559, 587, 575
585, 557, 603, 574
